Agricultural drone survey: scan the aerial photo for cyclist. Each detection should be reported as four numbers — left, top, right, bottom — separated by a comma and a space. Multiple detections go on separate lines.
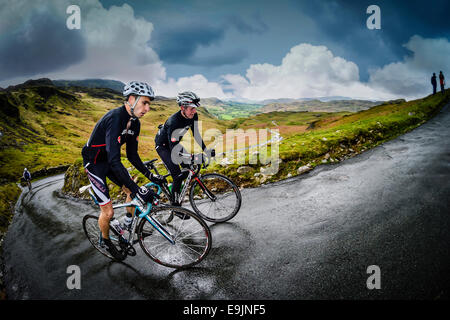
154, 91, 215, 217
23, 168, 31, 190
82, 81, 164, 260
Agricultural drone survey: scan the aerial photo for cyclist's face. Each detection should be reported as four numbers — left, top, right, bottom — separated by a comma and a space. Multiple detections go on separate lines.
181, 106, 197, 119
128, 95, 152, 118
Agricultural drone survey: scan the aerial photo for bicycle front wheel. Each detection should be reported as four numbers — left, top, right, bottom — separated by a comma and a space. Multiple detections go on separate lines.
137, 206, 211, 269
82, 214, 122, 261
189, 173, 242, 223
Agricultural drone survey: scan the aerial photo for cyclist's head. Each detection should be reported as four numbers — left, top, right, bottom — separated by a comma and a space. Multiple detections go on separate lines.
24, 168, 27, 171
177, 91, 200, 108
123, 81, 155, 118
177, 91, 200, 119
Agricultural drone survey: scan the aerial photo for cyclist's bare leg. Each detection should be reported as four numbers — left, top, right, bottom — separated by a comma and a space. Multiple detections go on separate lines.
98, 202, 114, 239
122, 186, 133, 216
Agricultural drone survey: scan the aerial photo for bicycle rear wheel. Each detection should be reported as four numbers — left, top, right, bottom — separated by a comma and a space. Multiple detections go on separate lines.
82, 214, 123, 261
137, 206, 211, 269
189, 173, 241, 223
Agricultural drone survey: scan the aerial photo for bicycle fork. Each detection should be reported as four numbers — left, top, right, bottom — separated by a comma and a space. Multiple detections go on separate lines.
142, 214, 176, 245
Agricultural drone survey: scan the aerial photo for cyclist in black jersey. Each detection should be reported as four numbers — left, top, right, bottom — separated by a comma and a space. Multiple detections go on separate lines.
82, 81, 164, 260
155, 91, 215, 210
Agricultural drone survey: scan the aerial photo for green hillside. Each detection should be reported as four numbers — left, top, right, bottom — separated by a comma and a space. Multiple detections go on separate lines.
0, 80, 225, 183
1, 78, 449, 237
204, 101, 263, 120
211, 91, 450, 187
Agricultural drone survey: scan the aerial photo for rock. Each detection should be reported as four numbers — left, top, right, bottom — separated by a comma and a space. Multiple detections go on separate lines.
220, 157, 233, 166
287, 173, 292, 178
237, 166, 252, 174
297, 165, 312, 175
254, 172, 262, 177
62, 161, 89, 198
324, 153, 330, 160
260, 165, 280, 175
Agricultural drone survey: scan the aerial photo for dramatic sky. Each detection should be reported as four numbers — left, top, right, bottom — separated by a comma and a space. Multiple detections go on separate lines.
1, 0, 449, 101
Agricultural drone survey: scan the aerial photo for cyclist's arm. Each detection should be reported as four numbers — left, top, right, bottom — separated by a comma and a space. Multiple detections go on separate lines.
105, 115, 139, 194
191, 114, 207, 151
126, 122, 152, 178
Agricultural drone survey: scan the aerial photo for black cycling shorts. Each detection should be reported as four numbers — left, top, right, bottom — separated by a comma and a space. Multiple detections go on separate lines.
84, 162, 124, 206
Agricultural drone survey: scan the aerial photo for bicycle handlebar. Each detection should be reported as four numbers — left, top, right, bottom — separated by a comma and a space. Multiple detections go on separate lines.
144, 152, 214, 178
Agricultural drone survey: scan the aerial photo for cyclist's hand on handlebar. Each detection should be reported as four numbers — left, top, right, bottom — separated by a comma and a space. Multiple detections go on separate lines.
133, 186, 159, 206
204, 148, 215, 158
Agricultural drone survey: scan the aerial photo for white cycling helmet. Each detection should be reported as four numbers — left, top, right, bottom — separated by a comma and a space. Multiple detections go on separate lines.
176, 91, 200, 107
123, 81, 155, 118
123, 81, 155, 99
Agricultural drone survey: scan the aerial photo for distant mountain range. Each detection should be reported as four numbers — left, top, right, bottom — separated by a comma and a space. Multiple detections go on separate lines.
1, 78, 385, 118
2, 78, 383, 106
53, 79, 125, 93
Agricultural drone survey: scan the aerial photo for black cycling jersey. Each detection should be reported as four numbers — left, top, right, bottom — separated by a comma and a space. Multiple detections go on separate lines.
155, 110, 206, 152
82, 105, 150, 195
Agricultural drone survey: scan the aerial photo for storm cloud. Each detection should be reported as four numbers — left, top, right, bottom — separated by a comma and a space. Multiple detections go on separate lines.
0, 8, 85, 81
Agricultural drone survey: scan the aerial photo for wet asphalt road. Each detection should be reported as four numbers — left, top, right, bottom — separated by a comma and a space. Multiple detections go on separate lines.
3, 103, 450, 300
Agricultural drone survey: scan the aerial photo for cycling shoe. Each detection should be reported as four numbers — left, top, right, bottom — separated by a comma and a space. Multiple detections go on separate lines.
101, 237, 126, 261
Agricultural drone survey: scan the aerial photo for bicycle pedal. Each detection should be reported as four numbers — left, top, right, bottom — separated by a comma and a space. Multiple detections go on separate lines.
126, 246, 137, 257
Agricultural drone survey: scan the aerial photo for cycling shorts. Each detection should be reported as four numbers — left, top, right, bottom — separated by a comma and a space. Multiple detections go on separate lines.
84, 162, 124, 206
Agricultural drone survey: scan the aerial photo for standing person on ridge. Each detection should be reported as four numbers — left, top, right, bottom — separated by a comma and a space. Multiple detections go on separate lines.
439, 71, 445, 94
431, 73, 437, 95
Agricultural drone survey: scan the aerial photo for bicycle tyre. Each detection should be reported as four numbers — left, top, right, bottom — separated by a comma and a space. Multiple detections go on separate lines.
137, 206, 211, 269
82, 214, 125, 261
189, 173, 242, 223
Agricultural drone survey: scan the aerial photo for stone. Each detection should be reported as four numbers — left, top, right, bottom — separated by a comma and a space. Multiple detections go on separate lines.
297, 165, 312, 175
237, 166, 252, 174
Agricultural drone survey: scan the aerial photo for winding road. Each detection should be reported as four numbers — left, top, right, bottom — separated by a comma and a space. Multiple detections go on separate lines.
3, 103, 450, 299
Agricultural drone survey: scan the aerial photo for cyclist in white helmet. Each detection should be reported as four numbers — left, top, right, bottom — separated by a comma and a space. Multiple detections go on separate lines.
82, 81, 164, 260
154, 91, 215, 218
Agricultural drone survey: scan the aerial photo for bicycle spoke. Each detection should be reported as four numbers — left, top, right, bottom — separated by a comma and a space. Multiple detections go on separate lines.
138, 207, 211, 268
190, 173, 241, 223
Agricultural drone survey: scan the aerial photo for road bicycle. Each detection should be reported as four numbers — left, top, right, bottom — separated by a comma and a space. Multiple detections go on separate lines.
144, 152, 242, 223
81, 182, 212, 269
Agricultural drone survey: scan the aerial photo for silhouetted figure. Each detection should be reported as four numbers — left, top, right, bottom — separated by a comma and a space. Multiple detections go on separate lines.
439, 71, 445, 94
431, 73, 437, 95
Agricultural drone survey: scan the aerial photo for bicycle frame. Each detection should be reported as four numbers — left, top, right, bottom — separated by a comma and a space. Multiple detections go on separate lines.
110, 182, 176, 246
150, 162, 216, 205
